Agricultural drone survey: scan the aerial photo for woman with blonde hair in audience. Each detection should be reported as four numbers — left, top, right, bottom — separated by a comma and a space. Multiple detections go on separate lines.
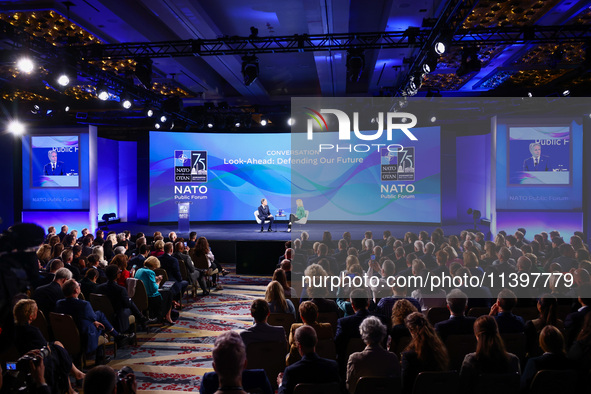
48, 234, 61, 248
135, 256, 174, 324
103, 232, 117, 260
494, 233, 506, 251
401, 312, 449, 394
51, 243, 64, 261
13, 299, 85, 394
300, 264, 339, 306
443, 246, 461, 268
265, 280, 296, 317
273, 268, 296, 298
36, 244, 52, 267
92, 245, 108, 268
340, 255, 360, 278
481, 241, 497, 268
150, 239, 165, 257
459, 315, 520, 393
463, 251, 484, 278
521, 325, 572, 391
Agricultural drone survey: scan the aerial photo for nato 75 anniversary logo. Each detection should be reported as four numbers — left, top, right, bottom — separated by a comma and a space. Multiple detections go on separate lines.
175, 150, 208, 182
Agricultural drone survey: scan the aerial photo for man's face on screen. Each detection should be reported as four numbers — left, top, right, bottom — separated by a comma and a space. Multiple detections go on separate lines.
532, 145, 541, 158
49, 152, 57, 163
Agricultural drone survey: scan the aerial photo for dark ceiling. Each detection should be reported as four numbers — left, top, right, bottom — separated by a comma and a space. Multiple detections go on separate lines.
0, 0, 590, 135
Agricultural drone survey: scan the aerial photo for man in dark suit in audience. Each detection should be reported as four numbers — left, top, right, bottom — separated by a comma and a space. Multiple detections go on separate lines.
57, 225, 68, 242
489, 289, 525, 333
420, 242, 437, 270
32, 267, 71, 318
335, 289, 386, 373
61, 248, 81, 281
96, 265, 154, 332
564, 282, 591, 346
81, 236, 94, 257
551, 243, 579, 272
158, 242, 188, 297
240, 299, 287, 347
277, 325, 340, 394
434, 289, 476, 342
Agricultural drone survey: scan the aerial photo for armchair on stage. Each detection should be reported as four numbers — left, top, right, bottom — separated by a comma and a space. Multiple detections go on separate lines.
254, 210, 271, 230
293, 210, 309, 226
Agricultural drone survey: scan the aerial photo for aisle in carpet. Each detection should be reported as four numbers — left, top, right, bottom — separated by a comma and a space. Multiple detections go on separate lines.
110, 270, 270, 392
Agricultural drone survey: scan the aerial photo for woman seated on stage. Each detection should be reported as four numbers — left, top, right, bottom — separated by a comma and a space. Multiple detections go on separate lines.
265, 280, 296, 318
134, 256, 174, 324
13, 299, 85, 394
287, 199, 305, 232
189, 236, 228, 291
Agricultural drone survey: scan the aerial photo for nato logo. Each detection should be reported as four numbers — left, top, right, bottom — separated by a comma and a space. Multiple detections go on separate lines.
174, 150, 192, 182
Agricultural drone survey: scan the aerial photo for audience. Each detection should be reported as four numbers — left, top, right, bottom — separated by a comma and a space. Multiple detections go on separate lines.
286, 301, 332, 365
401, 312, 449, 394
265, 280, 296, 317
277, 325, 340, 394
459, 315, 520, 393
434, 289, 476, 342
346, 316, 400, 394
240, 299, 287, 347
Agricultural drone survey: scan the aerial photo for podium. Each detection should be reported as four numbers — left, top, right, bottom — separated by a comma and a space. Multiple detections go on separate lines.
177, 201, 191, 233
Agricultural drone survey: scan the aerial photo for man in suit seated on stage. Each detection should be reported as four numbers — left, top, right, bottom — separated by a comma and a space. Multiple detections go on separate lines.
32, 267, 71, 318
434, 289, 476, 342
523, 142, 551, 171
257, 198, 274, 232
240, 299, 287, 348
277, 325, 340, 394
43, 150, 65, 175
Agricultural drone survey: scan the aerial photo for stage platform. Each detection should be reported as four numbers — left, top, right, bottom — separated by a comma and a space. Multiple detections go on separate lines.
101, 221, 489, 275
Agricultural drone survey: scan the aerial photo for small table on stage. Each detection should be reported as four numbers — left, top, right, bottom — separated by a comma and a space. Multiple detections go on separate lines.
275, 214, 288, 232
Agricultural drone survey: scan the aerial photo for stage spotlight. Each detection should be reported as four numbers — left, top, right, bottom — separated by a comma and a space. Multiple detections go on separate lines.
57, 73, 70, 87
423, 55, 438, 74
154, 122, 161, 129
169, 121, 175, 130
430, 116, 437, 123
7, 120, 24, 135
96, 83, 109, 100
160, 115, 167, 123
287, 118, 295, 126
120, 93, 133, 109
346, 49, 365, 82
260, 118, 267, 126
241, 55, 259, 86
562, 90, 570, 96
146, 108, 154, 117
17, 57, 35, 74
527, 92, 533, 97
64, 106, 70, 112
235, 121, 241, 128
434, 41, 446, 55
207, 122, 214, 129
31, 104, 40, 115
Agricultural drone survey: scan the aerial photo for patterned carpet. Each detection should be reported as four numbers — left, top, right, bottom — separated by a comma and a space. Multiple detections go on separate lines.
110, 269, 270, 393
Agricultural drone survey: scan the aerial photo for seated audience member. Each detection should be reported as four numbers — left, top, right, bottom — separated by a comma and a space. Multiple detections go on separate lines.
335, 288, 377, 372
109, 254, 131, 287
459, 315, 520, 393
376, 282, 421, 317
55, 280, 134, 363
567, 312, 591, 377
346, 316, 400, 394
434, 289, 476, 342
521, 325, 573, 392
411, 260, 446, 312
240, 299, 287, 347
83, 365, 136, 394
565, 282, 591, 346
273, 268, 296, 299
401, 312, 449, 394
128, 244, 149, 270
277, 326, 340, 394
13, 299, 85, 394
265, 280, 296, 317
524, 294, 563, 357
287, 301, 332, 365
97, 265, 154, 332
173, 241, 209, 295
134, 256, 174, 324
368, 259, 396, 301
80, 267, 99, 300
61, 249, 81, 281
210, 331, 249, 394
489, 289, 525, 333
189, 236, 226, 290
389, 299, 418, 351
32, 267, 71, 318
158, 242, 188, 298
